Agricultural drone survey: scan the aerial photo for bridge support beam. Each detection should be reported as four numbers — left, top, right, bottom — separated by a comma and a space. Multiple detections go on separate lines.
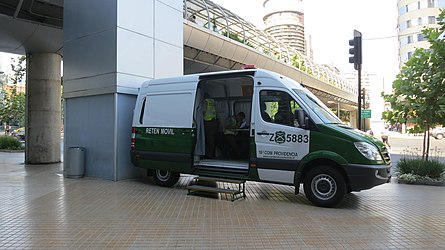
25, 53, 62, 164
63, 0, 183, 180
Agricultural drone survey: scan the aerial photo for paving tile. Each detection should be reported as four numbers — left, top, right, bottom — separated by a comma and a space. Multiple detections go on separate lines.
1, 152, 445, 249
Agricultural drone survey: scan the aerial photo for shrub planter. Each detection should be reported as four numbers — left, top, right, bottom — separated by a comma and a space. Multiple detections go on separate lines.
397, 178, 445, 186
396, 157, 445, 186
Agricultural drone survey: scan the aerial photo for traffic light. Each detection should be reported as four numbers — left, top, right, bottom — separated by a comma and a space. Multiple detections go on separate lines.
361, 88, 366, 108
349, 30, 362, 70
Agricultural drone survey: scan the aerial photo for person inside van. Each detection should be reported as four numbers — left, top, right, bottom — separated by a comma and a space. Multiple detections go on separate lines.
222, 112, 248, 159
261, 102, 272, 122
202, 92, 217, 159
274, 101, 294, 126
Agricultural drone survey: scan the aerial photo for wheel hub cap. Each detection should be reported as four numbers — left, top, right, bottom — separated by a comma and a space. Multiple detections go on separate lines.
312, 174, 337, 200
157, 170, 170, 181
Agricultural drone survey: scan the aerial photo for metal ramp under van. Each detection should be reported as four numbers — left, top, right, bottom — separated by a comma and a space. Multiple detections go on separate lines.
187, 176, 246, 202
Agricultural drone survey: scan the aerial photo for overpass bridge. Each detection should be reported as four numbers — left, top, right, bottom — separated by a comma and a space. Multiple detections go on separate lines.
183, 0, 357, 110
184, 22, 357, 110
0, 0, 359, 180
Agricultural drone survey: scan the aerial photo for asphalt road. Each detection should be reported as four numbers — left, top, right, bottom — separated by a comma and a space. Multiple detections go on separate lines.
388, 134, 445, 156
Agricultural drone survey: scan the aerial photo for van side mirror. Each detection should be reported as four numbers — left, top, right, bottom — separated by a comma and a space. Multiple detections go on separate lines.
295, 108, 308, 128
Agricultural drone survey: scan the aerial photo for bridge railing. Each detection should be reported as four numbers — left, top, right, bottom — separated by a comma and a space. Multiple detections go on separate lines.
183, 0, 357, 95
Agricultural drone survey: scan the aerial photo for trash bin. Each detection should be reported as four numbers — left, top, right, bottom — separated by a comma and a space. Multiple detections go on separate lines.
65, 147, 85, 178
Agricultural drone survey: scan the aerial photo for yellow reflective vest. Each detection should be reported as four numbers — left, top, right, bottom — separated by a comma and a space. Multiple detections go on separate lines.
203, 98, 216, 121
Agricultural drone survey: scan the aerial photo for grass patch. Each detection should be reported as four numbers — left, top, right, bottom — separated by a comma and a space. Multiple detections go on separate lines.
0, 136, 24, 150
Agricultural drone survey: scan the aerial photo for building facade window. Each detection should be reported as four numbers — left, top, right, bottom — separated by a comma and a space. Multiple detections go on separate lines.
398, 0, 441, 15
428, 0, 435, 7
428, 16, 436, 24
399, 6, 407, 15
437, 0, 445, 7
400, 21, 407, 31
401, 52, 412, 62
408, 2, 419, 11
417, 33, 426, 41
400, 36, 407, 45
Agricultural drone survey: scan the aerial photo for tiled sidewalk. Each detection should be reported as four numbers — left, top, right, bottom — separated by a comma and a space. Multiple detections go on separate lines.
1, 152, 445, 249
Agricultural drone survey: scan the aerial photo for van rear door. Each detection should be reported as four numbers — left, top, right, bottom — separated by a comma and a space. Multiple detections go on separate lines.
132, 87, 196, 173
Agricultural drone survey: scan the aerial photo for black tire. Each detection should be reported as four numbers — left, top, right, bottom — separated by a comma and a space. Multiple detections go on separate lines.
436, 134, 443, 140
153, 170, 180, 187
303, 166, 346, 208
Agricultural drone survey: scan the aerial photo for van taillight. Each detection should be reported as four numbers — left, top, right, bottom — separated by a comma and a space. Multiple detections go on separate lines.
131, 128, 136, 149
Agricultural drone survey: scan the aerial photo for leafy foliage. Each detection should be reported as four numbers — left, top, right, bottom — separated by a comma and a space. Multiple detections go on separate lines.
398, 173, 445, 184
0, 135, 24, 150
291, 54, 307, 72
398, 158, 445, 179
0, 56, 26, 127
382, 10, 445, 160
221, 31, 253, 48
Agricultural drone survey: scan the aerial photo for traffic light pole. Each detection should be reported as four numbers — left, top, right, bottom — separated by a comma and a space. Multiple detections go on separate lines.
349, 29, 362, 131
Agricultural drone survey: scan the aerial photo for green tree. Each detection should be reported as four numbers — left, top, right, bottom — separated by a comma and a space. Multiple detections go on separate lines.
221, 30, 253, 48
0, 56, 26, 127
382, 10, 445, 160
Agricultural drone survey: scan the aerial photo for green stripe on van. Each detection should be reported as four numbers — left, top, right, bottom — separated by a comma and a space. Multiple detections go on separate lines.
133, 127, 195, 173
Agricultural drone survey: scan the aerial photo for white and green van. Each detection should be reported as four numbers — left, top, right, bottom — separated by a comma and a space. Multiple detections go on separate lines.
131, 69, 391, 207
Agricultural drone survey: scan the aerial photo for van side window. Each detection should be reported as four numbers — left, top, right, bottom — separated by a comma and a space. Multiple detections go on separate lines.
139, 98, 146, 124
260, 90, 302, 127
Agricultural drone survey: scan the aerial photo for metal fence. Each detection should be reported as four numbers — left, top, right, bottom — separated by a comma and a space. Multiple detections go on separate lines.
183, 0, 357, 95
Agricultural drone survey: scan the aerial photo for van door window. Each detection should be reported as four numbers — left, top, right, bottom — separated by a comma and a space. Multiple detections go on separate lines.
260, 90, 302, 128
139, 97, 146, 124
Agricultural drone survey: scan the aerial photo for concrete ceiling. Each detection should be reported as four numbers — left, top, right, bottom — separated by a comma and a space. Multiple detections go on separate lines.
0, 0, 216, 75
0, 0, 63, 54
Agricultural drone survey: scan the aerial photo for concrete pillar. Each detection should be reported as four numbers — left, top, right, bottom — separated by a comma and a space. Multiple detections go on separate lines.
63, 0, 183, 180
337, 103, 340, 118
350, 110, 357, 129
25, 53, 61, 164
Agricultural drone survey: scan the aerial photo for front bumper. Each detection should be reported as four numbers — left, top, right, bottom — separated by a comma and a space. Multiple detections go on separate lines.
343, 164, 391, 191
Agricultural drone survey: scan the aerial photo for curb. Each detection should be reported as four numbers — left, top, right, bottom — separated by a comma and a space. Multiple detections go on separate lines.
0, 149, 24, 153
397, 179, 445, 186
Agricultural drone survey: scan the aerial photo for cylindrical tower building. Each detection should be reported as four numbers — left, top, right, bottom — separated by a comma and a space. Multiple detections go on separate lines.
263, 0, 306, 54
397, 0, 444, 68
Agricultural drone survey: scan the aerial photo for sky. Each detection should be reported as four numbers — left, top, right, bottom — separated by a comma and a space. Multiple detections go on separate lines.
0, 53, 17, 75
212, 0, 400, 84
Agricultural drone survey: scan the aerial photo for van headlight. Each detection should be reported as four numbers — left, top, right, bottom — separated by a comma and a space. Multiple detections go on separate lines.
354, 142, 382, 161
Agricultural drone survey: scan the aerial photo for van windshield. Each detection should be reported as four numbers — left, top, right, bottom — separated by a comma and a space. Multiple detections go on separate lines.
293, 89, 343, 124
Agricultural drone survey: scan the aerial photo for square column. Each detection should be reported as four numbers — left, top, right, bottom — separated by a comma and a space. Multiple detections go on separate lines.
63, 0, 183, 180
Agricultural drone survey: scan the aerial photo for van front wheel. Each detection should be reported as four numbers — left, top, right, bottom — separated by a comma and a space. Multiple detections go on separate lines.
153, 170, 180, 187
303, 166, 346, 208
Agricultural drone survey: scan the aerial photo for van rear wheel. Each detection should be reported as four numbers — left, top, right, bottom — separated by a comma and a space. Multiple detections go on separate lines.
303, 166, 346, 208
153, 170, 180, 187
